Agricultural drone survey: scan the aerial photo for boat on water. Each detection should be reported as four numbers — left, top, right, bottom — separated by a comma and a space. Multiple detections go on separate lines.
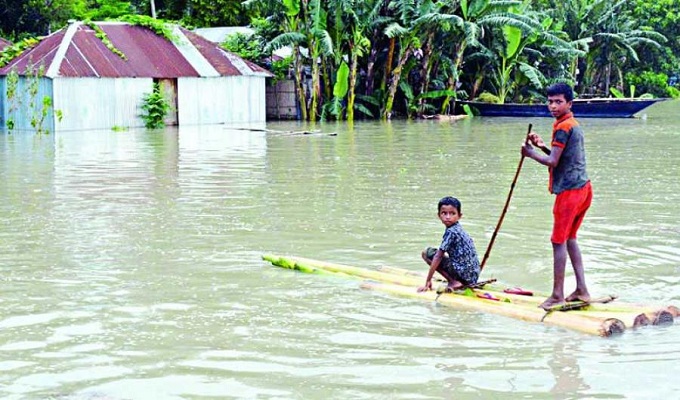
262, 254, 678, 337
458, 98, 666, 118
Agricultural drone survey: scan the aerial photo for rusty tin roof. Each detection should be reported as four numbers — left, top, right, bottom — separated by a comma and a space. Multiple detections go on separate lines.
0, 21, 272, 78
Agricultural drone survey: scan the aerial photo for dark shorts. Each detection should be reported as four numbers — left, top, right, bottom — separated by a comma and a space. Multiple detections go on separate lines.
424, 247, 475, 285
552, 181, 593, 244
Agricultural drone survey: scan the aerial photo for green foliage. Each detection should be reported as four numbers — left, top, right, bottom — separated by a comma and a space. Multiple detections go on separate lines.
0, 37, 39, 67
120, 15, 177, 42
333, 61, 350, 98
181, 0, 250, 28
625, 71, 672, 98
140, 83, 171, 129
27, 62, 52, 134
476, 92, 501, 104
667, 86, 680, 99
5, 67, 19, 132
4, 62, 55, 134
462, 104, 474, 117
609, 87, 624, 99
270, 56, 292, 83
221, 32, 264, 61
77, 0, 133, 20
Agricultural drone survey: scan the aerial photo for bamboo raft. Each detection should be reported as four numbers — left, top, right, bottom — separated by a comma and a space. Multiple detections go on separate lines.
262, 254, 679, 337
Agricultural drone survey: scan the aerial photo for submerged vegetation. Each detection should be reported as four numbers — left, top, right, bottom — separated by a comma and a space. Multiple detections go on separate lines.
140, 82, 171, 129
1, 0, 679, 122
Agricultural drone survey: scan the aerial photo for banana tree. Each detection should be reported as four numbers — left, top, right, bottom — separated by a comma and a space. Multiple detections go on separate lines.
488, 8, 579, 103
435, 0, 527, 112
584, 1, 666, 95
343, 0, 381, 121
303, 0, 333, 121
259, 0, 309, 120
381, 0, 431, 119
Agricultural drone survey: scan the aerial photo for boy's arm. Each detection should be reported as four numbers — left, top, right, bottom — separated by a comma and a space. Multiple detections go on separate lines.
522, 142, 564, 167
418, 249, 445, 292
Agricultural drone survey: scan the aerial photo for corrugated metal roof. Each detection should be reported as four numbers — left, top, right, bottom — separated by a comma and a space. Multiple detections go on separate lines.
182, 29, 271, 77
0, 21, 273, 78
0, 32, 62, 74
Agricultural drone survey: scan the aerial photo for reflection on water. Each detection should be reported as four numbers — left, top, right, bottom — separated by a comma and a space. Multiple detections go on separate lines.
1, 102, 680, 398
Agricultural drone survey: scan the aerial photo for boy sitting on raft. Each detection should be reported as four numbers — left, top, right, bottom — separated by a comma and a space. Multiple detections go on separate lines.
418, 196, 480, 292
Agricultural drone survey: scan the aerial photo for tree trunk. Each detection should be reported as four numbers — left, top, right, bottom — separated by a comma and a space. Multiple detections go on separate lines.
322, 57, 332, 104
382, 46, 411, 120
416, 33, 434, 116
381, 38, 396, 92
365, 33, 379, 96
293, 47, 308, 121
604, 62, 612, 96
311, 56, 320, 121
347, 51, 359, 122
440, 43, 465, 114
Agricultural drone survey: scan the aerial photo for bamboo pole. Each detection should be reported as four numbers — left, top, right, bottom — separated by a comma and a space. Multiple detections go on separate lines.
480, 123, 532, 271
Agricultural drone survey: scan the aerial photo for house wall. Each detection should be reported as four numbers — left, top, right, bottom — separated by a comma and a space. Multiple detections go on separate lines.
0, 77, 54, 133
53, 77, 151, 131
177, 76, 266, 125
0, 78, 4, 128
266, 79, 298, 120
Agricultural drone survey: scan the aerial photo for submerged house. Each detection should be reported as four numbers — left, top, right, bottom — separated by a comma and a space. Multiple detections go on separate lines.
194, 27, 299, 120
0, 21, 272, 131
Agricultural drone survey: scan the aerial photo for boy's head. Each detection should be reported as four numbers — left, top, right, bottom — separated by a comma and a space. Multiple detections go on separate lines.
546, 82, 574, 102
546, 82, 574, 119
438, 196, 461, 213
438, 196, 462, 227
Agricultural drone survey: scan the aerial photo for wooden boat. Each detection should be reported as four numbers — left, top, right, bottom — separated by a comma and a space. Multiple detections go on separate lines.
457, 98, 666, 118
262, 254, 678, 337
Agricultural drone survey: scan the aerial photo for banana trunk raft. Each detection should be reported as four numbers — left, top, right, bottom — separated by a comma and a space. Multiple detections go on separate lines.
262, 254, 678, 337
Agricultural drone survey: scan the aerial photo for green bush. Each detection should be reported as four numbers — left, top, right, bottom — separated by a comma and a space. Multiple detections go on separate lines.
625, 71, 670, 98
668, 86, 680, 99
476, 92, 501, 104
221, 32, 264, 62
140, 83, 170, 129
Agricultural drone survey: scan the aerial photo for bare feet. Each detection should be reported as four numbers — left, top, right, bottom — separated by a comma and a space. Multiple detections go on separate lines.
565, 290, 591, 303
447, 280, 465, 291
539, 296, 565, 310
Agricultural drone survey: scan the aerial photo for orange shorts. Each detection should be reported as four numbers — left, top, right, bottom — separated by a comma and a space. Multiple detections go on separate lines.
552, 181, 592, 244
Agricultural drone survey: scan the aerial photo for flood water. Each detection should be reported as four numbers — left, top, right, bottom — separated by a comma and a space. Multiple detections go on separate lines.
1, 100, 679, 399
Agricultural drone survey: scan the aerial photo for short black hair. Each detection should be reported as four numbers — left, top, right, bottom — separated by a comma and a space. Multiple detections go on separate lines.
546, 82, 574, 102
438, 196, 461, 213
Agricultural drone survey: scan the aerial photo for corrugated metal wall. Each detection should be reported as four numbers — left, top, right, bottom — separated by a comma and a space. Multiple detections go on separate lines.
53, 77, 151, 130
2, 76, 267, 131
178, 76, 266, 125
0, 77, 54, 132
0, 78, 5, 128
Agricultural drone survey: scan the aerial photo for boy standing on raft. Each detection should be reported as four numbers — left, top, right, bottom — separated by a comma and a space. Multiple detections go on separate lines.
521, 82, 593, 310
418, 197, 480, 292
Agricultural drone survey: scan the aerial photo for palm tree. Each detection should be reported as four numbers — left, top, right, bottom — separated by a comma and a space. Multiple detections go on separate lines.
585, 1, 666, 95
380, 0, 435, 119
329, 0, 383, 121
302, 0, 333, 121
540, 0, 665, 96
247, 0, 310, 120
